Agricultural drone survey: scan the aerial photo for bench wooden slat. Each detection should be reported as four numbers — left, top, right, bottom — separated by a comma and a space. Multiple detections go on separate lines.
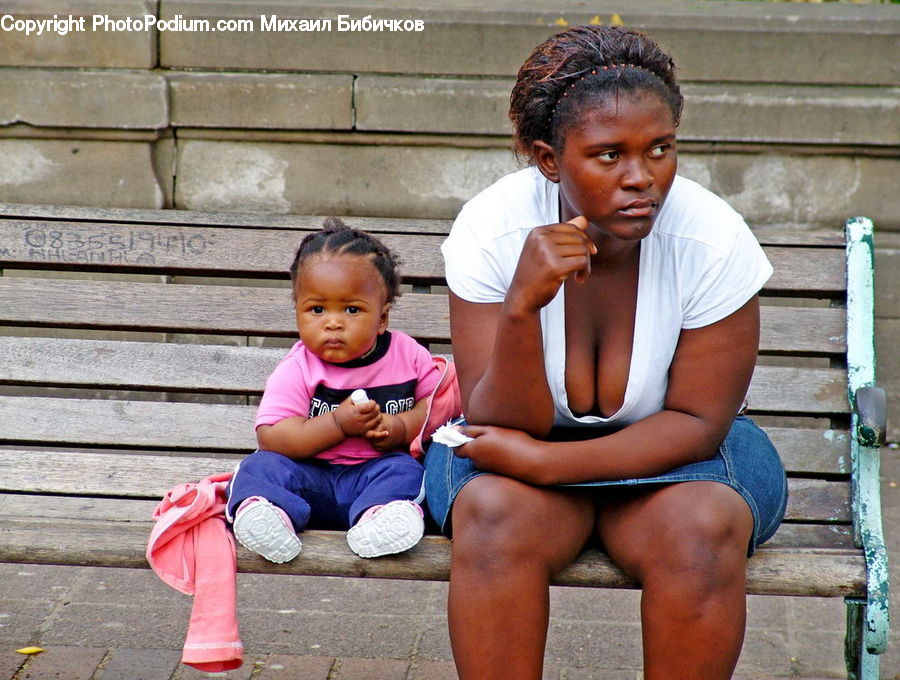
0, 205, 849, 247
0, 337, 848, 413
0, 279, 846, 354
0, 492, 853, 550
0, 407, 852, 475
0, 220, 845, 293
0, 449, 850, 522
0, 513, 865, 597
0, 220, 445, 280
0, 207, 452, 234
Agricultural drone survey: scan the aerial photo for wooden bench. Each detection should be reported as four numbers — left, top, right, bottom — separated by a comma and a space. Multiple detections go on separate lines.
0, 203, 889, 678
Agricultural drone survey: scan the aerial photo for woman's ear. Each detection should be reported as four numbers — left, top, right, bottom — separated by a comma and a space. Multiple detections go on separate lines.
532, 140, 560, 183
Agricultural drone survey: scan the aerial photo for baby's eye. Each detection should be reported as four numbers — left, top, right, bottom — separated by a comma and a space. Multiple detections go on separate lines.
310, 305, 325, 314
346, 306, 360, 315
597, 150, 619, 162
649, 144, 670, 158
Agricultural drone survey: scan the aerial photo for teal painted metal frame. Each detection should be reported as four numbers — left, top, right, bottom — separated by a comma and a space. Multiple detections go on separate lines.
844, 217, 890, 679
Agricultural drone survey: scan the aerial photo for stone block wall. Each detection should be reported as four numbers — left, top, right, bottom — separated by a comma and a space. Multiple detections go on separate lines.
0, 0, 897, 437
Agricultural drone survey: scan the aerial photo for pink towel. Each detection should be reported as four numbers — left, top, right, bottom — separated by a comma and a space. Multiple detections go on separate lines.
146, 471, 243, 672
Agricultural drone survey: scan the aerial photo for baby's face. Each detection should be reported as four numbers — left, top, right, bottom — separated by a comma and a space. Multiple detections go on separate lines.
294, 254, 389, 363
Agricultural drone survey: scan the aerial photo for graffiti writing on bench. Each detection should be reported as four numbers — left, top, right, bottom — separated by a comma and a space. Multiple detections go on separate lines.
22, 228, 213, 265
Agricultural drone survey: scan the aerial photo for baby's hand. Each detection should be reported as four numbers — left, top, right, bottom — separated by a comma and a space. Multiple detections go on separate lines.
365, 413, 407, 452
333, 396, 382, 438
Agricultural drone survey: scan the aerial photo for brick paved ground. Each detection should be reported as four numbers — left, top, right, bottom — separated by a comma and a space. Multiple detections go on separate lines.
3, 446, 897, 679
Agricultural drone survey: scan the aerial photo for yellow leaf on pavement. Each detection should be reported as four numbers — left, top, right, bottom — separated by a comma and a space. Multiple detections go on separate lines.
16, 646, 44, 655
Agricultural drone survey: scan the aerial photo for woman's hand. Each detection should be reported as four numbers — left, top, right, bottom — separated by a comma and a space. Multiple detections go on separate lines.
453, 425, 547, 485
505, 216, 596, 313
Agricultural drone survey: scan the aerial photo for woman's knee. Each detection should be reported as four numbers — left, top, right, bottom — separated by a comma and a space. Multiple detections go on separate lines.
451, 477, 593, 575
607, 483, 752, 591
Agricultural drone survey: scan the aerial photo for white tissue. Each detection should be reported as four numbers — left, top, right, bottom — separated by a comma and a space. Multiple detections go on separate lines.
350, 389, 369, 405
431, 424, 475, 447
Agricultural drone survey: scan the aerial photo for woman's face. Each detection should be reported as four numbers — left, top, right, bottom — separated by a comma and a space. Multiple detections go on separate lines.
538, 91, 678, 244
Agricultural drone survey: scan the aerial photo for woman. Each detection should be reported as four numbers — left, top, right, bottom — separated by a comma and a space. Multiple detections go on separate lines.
424, 26, 788, 680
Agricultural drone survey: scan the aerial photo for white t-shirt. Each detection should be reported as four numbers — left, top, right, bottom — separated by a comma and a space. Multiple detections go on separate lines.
441, 167, 773, 428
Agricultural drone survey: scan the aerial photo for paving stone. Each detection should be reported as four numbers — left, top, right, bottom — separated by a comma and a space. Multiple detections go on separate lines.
0, 600, 57, 643
254, 654, 334, 679
169, 73, 353, 130
563, 670, 639, 680
39, 603, 188, 650
66, 567, 192, 608
237, 609, 420, 659
544, 620, 642, 671
784, 629, 847, 678
0, 69, 167, 130
733, 629, 792, 677
97, 647, 181, 680
549, 585, 641, 624
1, 648, 28, 679
19, 646, 107, 680
407, 660, 457, 680
178, 660, 254, 680
333, 657, 409, 680
237, 574, 439, 617
0, 564, 78, 602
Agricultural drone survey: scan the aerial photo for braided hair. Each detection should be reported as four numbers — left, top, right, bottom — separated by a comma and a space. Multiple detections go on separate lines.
509, 25, 683, 161
290, 217, 402, 304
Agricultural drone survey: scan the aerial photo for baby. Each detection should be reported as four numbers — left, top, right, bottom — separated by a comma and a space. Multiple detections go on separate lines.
226, 218, 446, 561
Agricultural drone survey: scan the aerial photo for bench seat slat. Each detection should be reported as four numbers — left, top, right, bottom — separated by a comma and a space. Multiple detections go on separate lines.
0, 513, 864, 597
0, 493, 853, 550
0, 279, 846, 354
0, 450, 850, 522
0, 220, 445, 280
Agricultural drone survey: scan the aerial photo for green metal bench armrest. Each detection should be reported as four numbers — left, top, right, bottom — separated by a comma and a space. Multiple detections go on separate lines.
845, 217, 890, 662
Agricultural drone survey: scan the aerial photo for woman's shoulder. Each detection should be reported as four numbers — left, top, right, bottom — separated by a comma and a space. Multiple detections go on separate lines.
654, 176, 749, 254
453, 166, 556, 239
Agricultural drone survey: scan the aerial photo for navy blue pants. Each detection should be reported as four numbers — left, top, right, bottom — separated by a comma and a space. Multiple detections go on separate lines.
226, 450, 425, 531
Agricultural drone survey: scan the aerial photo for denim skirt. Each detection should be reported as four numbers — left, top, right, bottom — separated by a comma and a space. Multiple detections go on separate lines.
424, 416, 788, 555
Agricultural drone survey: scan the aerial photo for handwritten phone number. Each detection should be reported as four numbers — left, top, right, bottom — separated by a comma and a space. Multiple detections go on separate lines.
23, 228, 212, 263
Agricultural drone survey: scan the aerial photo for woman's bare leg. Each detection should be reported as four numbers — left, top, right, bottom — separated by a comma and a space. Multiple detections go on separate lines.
597, 481, 754, 680
448, 475, 595, 680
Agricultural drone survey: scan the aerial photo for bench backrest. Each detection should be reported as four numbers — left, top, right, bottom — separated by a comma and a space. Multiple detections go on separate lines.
0, 204, 855, 553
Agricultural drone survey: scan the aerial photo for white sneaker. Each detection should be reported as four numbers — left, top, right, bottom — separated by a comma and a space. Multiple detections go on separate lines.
232, 497, 302, 563
346, 500, 425, 558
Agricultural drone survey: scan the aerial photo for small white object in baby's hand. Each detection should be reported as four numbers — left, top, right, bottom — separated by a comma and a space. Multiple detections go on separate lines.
432, 423, 475, 447
350, 389, 369, 405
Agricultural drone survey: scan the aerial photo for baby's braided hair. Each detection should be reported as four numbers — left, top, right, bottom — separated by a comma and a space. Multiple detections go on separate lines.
290, 217, 402, 304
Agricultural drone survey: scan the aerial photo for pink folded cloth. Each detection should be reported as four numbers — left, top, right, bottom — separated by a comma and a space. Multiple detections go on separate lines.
146, 471, 243, 672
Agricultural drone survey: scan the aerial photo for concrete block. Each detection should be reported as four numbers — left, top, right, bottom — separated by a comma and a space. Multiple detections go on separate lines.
159, 1, 898, 85
875, 241, 900, 319
0, 0, 157, 68
680, 83, 900, 147
169, 72, 353, 130
174, 139, 519, 218
356, 77, 899, 148
876, 318, 900, 442
678, 153, 900, 230
153, 135, 176, 208
0, 68, 167, 130
0, 139, 164, 209
356, 76, 514, 135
